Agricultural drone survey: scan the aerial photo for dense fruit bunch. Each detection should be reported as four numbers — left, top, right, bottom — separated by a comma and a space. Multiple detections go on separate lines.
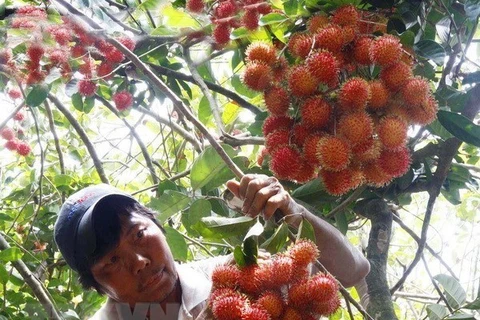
1, 121, 31, 157
208, 239, 340, 319
185, 0, 272, 46
242, 5, 438, 196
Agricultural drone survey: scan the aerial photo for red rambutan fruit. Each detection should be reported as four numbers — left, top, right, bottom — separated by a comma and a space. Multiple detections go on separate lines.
212, 264, 241, 288
48, 49, 69, 66
363, 162, 392, 187
238, 264, 261, 295
270, 145, 302, 180
16, 6, 47, 19
113, 91, 133, 111
379, 62, 413, 91
306, 50, 339, 86
370, 35, 402, 67
281, 307, 303, 320
5, 139, 19, 151
8, 88, 22, 100
288, 33, 313, 59
78, 80, 97, 97
331, 5, 360, 26
402, 77, 430, 106
1, 127, 15, 140
353, 37, 374, 65
307, 15, 329, 33
246, 42, 277, 65
211, 294, 246, 320
341, 26, 357, 46
314, 25, 344, 53
215, 0, 237, 18
407, 96, 438, 125
243, 9, 259, 30
301, 96, 332, 129
288, 65, 319, 97
311, 295, 341, 316
319, 168, 357, 196
257, 291, 284, 319
264, 86, 290, 115
291, 123, 310, 147
186, 0, 205, 13
241, 305, 270, 320
209, 287, 239, 308
337, 112, 374, 146
271, 57, 288, 83
368, 80, 389, 110
242, 61, 273, 92
48, 26, 73, 46
316, 135, 351, 171
308, 273, 339, 303
27, 43, 44, 64
71, 45, 86, 58
118, 37, 136, 51
292, 160, 316, 183
338, 77, 371, 111
97, 62, 114, 80
14, 111, 25, 121
287, 239, 320, 267
303, 133, 324, 165
105, 48, 125, 64
11, 18, 37, 29
288, 280, 310, 309
16, 141, 31, 156
377, 116, 408, 150
265, 129, 290, 154
378, 146, 411, 178
79, 57, 96, 77
269, 255, 294, 287
257, 147, 269, 167
352, 137, 381, 163
262, 115, 294, 136
387, 101, 411, 123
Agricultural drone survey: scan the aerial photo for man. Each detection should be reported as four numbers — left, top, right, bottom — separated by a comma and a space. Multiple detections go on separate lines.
54, 174, 370, 320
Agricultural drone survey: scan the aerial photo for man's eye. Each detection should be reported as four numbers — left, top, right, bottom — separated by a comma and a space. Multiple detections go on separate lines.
109, 256, 118, 265
136, 229, 146, 239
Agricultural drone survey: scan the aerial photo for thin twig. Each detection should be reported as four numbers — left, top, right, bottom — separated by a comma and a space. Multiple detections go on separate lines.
326, 186, 367, 219
421, 254, 454, 312
100, 7, 142, 34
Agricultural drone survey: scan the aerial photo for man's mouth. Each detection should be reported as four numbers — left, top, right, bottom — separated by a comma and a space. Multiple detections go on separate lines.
140, 268, 164, 292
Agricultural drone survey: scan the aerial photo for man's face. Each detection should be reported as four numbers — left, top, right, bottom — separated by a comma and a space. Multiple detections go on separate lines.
91, 213, 178, 305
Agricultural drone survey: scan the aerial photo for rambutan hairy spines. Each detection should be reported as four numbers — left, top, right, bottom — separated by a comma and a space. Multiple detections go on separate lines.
16, 141, 31, 156
311, 295, 341, 317
209, 287, 239, 308
5, 139, 19, 151
353, 37, 374, 65
338, 77, 371, 111
287, 239, 320, 267
308, 273, 339, 303
270, 145, 302, 180
306, 50, 339, 85
269, 255, 294, 287
377, 116, 408, 150
380, 62, 413, 91
238, 264, 261, 295
402, 77, 431, 106
262, 115, 294, 137
288, 281, 310, 309
337, 112, 374, 146
1, 127, 15, 141
363, 161, 392, 187
316, 135, 351, 172
264, 86, 290, 115
352, 137, 381, 163
407, 95, 438, 125
265, 129, 290, 154
368, 80, 389, 110
303, 133, 324, 165
246, 42, 277, 65
241, 304, 270, 320
314, 25, 344, 53
370, 35, 402, 67
243, 9, 260, 30
288, 65, 319, 97
113, 91, 134, 111
293, 160, 316, 184
211, 294, 247, 320
288, 33, 313, 59
213, 23, 231, 46
307, 14, 329, 33
186, 0, 205, 13
331, 5, 360, 27
242, 61, 273, 92
78, 80, 97, 97
257, 291, 284, 319
291, 123, 310, 147
301, 96, 332, 129
378, 146, 411, 178
319, 168, 356, 196
212, 264, 241, 289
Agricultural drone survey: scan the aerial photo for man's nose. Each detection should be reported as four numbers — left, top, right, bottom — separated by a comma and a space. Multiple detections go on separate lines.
131, 253, 150, 274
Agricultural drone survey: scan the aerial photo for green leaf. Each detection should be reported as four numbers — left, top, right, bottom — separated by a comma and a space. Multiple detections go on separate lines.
283, 0, 301, 15
366, 0, 395, 8
190, 145, 237, 190
0, 264, 9, 284
464, 297, 480, 309
148, 190, 191, 223
434, 274, 466, 308
464, 0, 480, 20
222, 101, 241, 125
261, 222, 289, 253
426, 304, 448, 320
201, 216, 257, 237
231, 27, 249, 40
400, 30, 415, 47
414, 40, 446, 65
164, 226, 188, 262
53, 174, 74, 187
26, 84, 49, 107
161, 5, 200, 28
71, 93, 83, 112
334, 211, 348, 235
445, 314, 476, 319
83, 96, 95, 113
242, 236, 258, 265
259, 13, 289, 26
198, 96, 213, 125
297, 218, 316, 243
0, 247, 23, 262
203, 156, 249, 192
387, 17, 406, 34
437, 110, 480, 147
182, 199, 211, 234
244, 220, 264, 240
234, 245, 246, 267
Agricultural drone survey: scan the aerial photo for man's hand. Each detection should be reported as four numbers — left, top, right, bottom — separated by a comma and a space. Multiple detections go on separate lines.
226, 174, 298, 220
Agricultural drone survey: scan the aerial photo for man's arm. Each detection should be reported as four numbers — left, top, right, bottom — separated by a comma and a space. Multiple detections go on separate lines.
226, 174, 370, 288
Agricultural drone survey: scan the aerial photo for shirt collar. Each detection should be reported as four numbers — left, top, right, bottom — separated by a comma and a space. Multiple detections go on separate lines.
176, 262, 212, 315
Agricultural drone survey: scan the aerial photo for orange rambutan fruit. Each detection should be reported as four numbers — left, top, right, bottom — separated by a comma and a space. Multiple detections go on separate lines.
241, 304, 270, 320
212, 264, 241, 288
270, 255, 294, 287
341, 26, 357, 46
378, 146, 411, 178
337, 112, 374, 146
353, 37, 374, 65
287, 239, 320, 267
257, 147, 269, 167
338, 77, 371, 111
307, 14, 329, 33
257, 291, 284, 319
368, 80, 389, 110
314, 25, 344, 53
262, 115, 294, 136
316, 135, 351, 171
271, 57, 288, 84
308, 273, 339, 303
377, 116, 408, 150
270, 146, 303, 180
238, 264, 261, 295
370, 35, 402, 67
209, 287, 240, 308
265, 129, 290, 154
292, 160, 316, 184
331, 5, 360, 26
282, 308, 303, 320
352, 137, 381, 163
306, 50, 339, 86
246, 42, 277, 65
363, 162, 392, 187
380, 62, 413, 91
303, 133, 324, 165
291, 123, 311, 147
402, 77, 430, 106
211, 294, 247, 320
290, 264, 310, 283
319, 168, 356, 196
288, 281, 310, 309
407, 95, 438, 125
301, 96, 332, 129
288, 33, 313, 59
387, 100, 411, 123
311, 295, 341, 316
242, 61, 273, 92
264, 86, 290, 115
288, 65, 319, 97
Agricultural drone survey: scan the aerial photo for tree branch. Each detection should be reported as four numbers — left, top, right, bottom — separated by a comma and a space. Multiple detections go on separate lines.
421, 254, 454, 312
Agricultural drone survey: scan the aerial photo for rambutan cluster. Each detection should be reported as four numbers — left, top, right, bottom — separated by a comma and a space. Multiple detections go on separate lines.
1, 123, 31, 157
184, 0, 272, 47
240, 5, 438, 195
208, 239, 341, 319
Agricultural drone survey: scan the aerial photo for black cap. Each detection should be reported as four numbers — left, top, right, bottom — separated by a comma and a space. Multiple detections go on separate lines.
54, 184, 137, 273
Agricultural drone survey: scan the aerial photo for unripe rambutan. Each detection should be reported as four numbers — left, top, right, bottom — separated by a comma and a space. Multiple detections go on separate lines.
14, 111, 25, 121
338, 77, 371, 111
378, 146, 411, 178
307, 15, 329, 33
242, 61, 273, 92
363, 162, 392, 187
243, 9, 259, 30
288, 65, 319, 97
288, 33, 313, 59
287, 239, 320, 267
113, 91, 133, 111
353, 37, 374, 65
78, 80, 97, 97
270, 145, 302, 180
246, 42, 277, 65
407, 96, 438, 125
301, 96, 332, 129
377, 116, 408, 150
5, 139, 19, 151
402, 77, 430, 106
368, 80, 389, 110
317, 135, 351, 171
314, 25, 344, 53
1, 127, 15, 140
265, 129, 290, 154
211, 295, 246, 320
338, 112, 374, 146
308, 273, 339, 303
370, 35, 402, 67
319, 168, 357, 196
352, 137, 381, 163
16, 141, 31, 156
186, 0, 205, 13
380, 62, 413, 91
264, 86, 290, 115
212, 264, 241, 288
303, 133, 323, 165
257, 291, 284, 319
241, 305, 270, 320
282, 307, 302, 320
262, 115, 294, 136
332, 5, 360, 26
306, 51, 339, 86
